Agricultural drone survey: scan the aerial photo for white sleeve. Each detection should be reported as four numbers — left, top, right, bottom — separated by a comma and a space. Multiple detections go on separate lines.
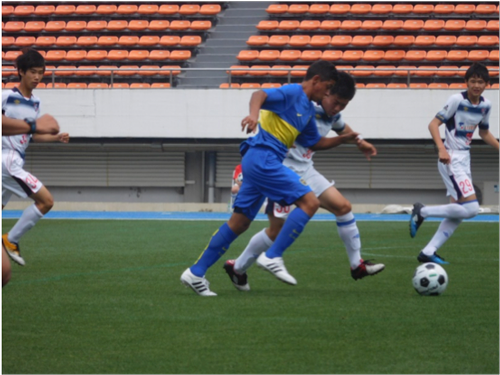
479, 100, 491, 130
331, 113, 346, 132
2, 90, 11, 114
435, 94, 461, 123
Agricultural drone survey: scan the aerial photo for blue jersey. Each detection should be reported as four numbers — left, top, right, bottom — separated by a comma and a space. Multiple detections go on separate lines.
241, 84, 321, 161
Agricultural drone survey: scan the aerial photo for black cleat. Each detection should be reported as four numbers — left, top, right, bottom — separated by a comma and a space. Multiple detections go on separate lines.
351, 260, 385, 280
410, 202, 425, 238
223, 260, 250, 291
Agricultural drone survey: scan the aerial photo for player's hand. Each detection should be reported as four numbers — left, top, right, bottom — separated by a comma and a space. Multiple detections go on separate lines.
241, 115, 259, 134
58, 133, 70, 143
36, 114, 59, 135
438, 149, 451, 165
358, 141, 377, 161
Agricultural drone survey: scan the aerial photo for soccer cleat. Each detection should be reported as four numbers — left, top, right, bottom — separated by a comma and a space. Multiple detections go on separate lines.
180, 268, 217, 296
223, 260, 250, 291
409, 202, 425, 238
351, 260, 385, 280
2, 233, 25, 266
256, 253, 297, 285
417, 251, 449, 265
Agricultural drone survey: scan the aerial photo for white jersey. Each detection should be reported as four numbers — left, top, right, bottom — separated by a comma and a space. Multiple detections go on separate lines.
284, 102, 345, 174
436, 91, 491, 151
2, 88, 42, 158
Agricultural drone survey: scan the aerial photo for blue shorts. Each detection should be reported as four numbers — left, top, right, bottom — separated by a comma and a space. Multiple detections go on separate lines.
234, 146, 312, 220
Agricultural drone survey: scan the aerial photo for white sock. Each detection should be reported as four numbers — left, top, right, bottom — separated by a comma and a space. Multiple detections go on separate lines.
336, 212, 362, 269
234, 228, 273, 273
422, 218, 462, 256
8, 204, 44, 243
421, 201, 479, 220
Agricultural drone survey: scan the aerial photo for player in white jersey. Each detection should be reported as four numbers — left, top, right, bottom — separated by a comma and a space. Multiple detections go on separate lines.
409, 63, 499, 265
2, 49, 69, 272
223, 72, 385, 291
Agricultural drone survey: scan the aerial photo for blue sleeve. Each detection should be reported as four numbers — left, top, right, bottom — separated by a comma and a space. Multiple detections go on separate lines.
295, 116, 322, 148
262, 85, 303, 114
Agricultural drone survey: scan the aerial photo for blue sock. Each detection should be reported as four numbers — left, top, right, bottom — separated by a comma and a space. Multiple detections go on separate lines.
190, 223, 238, 277
265, 207, 311, 259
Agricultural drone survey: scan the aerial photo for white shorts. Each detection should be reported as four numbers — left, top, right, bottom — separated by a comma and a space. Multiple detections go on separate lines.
265, 166, 334, 219
437, 150, 475, 200
2, 150, 43, 205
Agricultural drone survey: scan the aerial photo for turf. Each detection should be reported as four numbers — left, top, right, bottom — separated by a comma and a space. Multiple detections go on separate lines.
2, 219, 498, 374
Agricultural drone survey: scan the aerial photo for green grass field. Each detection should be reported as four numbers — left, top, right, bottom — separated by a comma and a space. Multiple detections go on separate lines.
2, 219, 499, 374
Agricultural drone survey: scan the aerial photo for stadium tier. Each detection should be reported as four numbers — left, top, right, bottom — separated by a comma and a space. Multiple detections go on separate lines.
1, 2, 498, 88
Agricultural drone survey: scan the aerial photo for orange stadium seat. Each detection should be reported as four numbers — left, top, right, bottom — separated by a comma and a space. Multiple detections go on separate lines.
478, 35, 499, 46
280, 50, 302, 61
373, 35, 394, 46
429, 83, 449, 89
170, 51, 191, 60
487, 66, 499, 76
112, 83, 130, 89
138, 65, 160, 76
427, 50, 448, 61
76, 66, 97, 76
247, 35, 269, 46
130, 83, 151, 89
170, 20, 192, 30
34, 5, 55, 16
77, 36, 98, 47
228, 65, 249, 76
149, 20, 170, 31
270, 65, 292, 76
75, 5, 95, 15
414, 4, 434, 13
97, 36, 118, 46
129, 20, 149, 31
96, 66, 118, 76
151, 83, 171, 89
434, 4, 455, 14
2, 36, 15, 46
2, 66, 17, 77
14, 5, 34, 16
351, 4, 371, 14
46, 83, 67, 89
160, 36, 181, 46
180, 36, 201, 47
279, 20, 300, 31
322, 50, 343, 61
414, 66, 437, 77
392, 4, 413, 14
248, 65, 271, 76
382, 20, 403, 31
299, 20, 321, 30
256, 20, 279, 31
395, 66, 417, 77
241, 83, 261, 89
237, 50, 259, 61
44, 66, 56, 76
257, 50, 280, 62
129, 50, 150, 61
476, 4, 497, 14
337, 65, 353, 73
352, 35, 372, 47
4, 22, 25, 32
262, 83, 282, 88
351, 65, 374, 77
45, 50, 66, 61
179, 4, 200, 15
139, 36, 160, 46
415, 35, 436, 47
138, 4, 158, 15
309, 4, 330, 14
108, 21, 128, 31
200, 4, 221, 15
363, 50, 385, 61
108, 50, 129, 61
329, 4, 350, 14
96, 4, 117, 14
269, 35, 290, 47
394, 35, 415, 47
455, 4, 475, 14
437, 66, 459, 76
488, 50, 499, 61
447, 50, 469, 61
2, 5, 14, 15
266, 4, 288, 14
87, 21, 107, 31
15, 36, 36, 47
89, 83, 109, 89
445, 20, 466, 31
291, 65, 309, 76
372, 4, 392, 14
117, 4, 138, 14
219, 83, 240, 89
289, 4, 309, 14
159, 66, 181, 76
490, 83, 499, 89
486, 20, 499, 31
436, 35, 457, 47
320, 20, 341, 30
66, 21, 87, 32
388, 83, 408, 88
366, 83, 386, 88
301, 50, 323, 61
341, 20, 362, 31
331, 35, 352, 47
116, 66, 139, 76
409, 83, 427, 89
403, 20, 424, 31
159, 4, 179, 15
374, 65, 396, 76
405, 51, 426, 61
45, 21, 66, 32
450, 83, 467, 89
356, 83, 365, 88
342, 51, 363, 61
66, 50, 87, 61
384, 50, 406, 61
424, 20, 445, 31
67, 83, 88, 89
291, 35, 312, 47
466, 20, 487, 31
456, 35, 477, 46
362, 20, 383, 30
5, 82, 20, 89
118, 36, 138, 46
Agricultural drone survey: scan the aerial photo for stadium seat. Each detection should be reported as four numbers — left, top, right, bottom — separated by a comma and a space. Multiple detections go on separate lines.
66, 50, 87, 61
170, 20, 192, 30
405, 50, 426, 61
96, 66, 118, 76
322, 50, 343, 61
320, 20, 341, 30
2, 66, 17, 77
129, 20, 150, 31
87, 21, 107, 31
329, 4, 350, 14
14, 5, 34, 16
444, 20, 466, 31
384, 50, 406, 61
2, 36, 15, 47
107, 21, 128, 31
372, 4, 392, 14
260, 50, 282, 61
149, 20, 170, 31
449, 83, 467, 89
137, 65, 159, 76
337, 65, 353, 73
159, 4, 179, 14
112, 83, 130, 89
382, 20, 403, 31
455, 4, 475, 13
67, 83, 88, 89
119, 36, 139, 46
491, 83, 499, 89
423, 20, 445, 31
45, 21, 66, 32
36, 83, 46, 89
228, 65, 249, 76
159, 66, 181, 76
487, 66, 499, 76
256, 21, 279, 31
388, 83, 408, 89
237, 50, 259, 61
219, 83, 241, 89
151, 83, 171, 89
488, 50, 499, 61
248, 65, 271, 76
363, 50, 385, 61
392, 4, 413, 13
138, 4, 158, 14
46, 83, 67, 89
160, 36, 181, 46
434, 4, 455, 14
117, 4, 138, 14
289, 4, 309, 14
301, 50, 323, 61
403, 20, 424, 31
395, 66, 417, 77
351, 4, 371, 14
373, 35, 394, 46
77, 36, 98, 47
366, 83, 386, 88
266, 4, 288, 14
138, 36, 160, 47
75, 4, 95, 15
169, 51, 191, 60
44, 66, 56, 76
270, 65, 292, 76
24, 21, 45, 32
279, 20, 300, 31
465, 20, 486, 31
437, 66, 459, 77
409, 83, 427, 89
34, 5, 55, 16
97, 36, 118, 46
374, 65, 396, 76
352, 35, 373, 47
456, 35, 477, 46
66, 21, 87, 32
5, 82, 20, 89
200, 4, 221, 15
331, 35, 352, 47
2, 5, 14, 16
45, 50, 66, 61
478, 35, 499, 46
299, 20, 321, 30
341, 20, 362, 31
350, 65, 374, 77
362, 20, 383, 30
291, 65, 309, 76
427, 50, 448, 61
394, 35, 415, 47
447, 51, 469, 61
247, 35, 269, 46
476, 4, 497, 14
436, 36, 457, 47
262, 83, 282, 88
129, 50, 150, 61
149, 50, 171, 61
241, 83, 261, 89
486, 20, 499, 31
291, 35, 312, 47
309, 4, 330, 14
415, 35, 436, 47
116, 66, 139, 76
356, 83, 365, 88
76, 66, 97, 76
429, 83, 449, 89
130, 83, 151, 89
108, 50, 129, 61
269, 35, 290, 47
413, 4, 434, 13
4, 22, 25, 32
96, 4, 117, 14
89, 83, 109, 89
280, 50, 302, 61
179, 4, 200, 15
414, 66, 437, 77
342, 51, 363, 61
15, 36, 36, 47
180, 36, 201, 47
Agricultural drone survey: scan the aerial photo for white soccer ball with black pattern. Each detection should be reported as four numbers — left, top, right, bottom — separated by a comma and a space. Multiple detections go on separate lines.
412, 263, 448, 296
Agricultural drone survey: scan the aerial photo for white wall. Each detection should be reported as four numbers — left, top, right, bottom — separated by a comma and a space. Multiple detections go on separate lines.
38, 89, 499, 139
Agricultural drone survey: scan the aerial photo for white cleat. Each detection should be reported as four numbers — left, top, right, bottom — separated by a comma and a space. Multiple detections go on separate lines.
256, 253, 297, 285
180, 268, 217, 296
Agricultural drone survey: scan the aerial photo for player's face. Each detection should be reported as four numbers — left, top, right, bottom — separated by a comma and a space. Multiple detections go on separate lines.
20, 67, 45, 89
466, 75, 487, 99
311, 77, 335, 102
322, 94, 350, 116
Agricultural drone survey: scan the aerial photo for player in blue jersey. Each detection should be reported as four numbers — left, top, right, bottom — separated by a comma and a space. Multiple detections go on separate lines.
409, 63, 499, 264
2, 49, 68, 273
181, 61, 361, 296
223, 72, 384, 291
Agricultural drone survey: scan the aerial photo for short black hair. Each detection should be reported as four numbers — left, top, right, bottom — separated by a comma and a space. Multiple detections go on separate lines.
330, 71, 356, 101
305, 60, 338, 82
15, 49, 45, 79
465, 63, 490, 83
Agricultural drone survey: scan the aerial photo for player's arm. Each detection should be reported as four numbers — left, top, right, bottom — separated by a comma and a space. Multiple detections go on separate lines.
310, 131, 359, 151
32, 132, 69, 143
241, 90, 267, 134
2, 114, 60, 136
428, 117, 450, 165
479, 128, 499, 151
337, 123, 377, 160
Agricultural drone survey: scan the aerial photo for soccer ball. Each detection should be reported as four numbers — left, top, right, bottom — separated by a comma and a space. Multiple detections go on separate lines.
412, 263, 448, 296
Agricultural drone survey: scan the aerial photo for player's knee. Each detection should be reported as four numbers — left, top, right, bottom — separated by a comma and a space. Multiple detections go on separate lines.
462, 201, 480, 219
36, 195, 54, 214
335, 199, 352, 216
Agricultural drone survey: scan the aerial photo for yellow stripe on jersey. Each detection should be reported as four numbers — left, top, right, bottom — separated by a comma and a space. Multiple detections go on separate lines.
259, 110, 300, 148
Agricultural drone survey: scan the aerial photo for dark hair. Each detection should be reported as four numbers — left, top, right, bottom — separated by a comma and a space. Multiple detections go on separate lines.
330, 71, 356, 101
305, 60, 338, 82
465, 63, 490, 83
15, 49, 45, 79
